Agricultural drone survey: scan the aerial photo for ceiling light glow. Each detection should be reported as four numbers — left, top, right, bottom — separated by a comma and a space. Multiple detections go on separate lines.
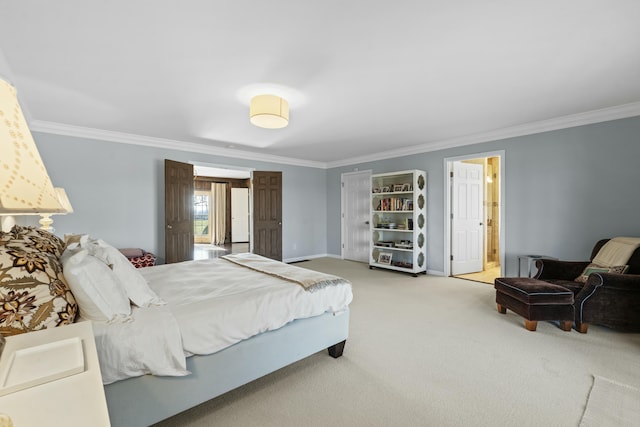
249, 95, 289, 129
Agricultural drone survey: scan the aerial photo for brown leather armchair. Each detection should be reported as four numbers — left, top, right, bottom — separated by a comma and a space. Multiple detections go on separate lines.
535, 239, 640, 333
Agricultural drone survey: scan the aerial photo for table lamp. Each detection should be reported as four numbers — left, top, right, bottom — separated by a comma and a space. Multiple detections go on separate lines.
0, 77, 66, 232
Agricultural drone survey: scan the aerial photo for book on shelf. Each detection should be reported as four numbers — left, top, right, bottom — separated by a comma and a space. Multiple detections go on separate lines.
375, 197, 412, 211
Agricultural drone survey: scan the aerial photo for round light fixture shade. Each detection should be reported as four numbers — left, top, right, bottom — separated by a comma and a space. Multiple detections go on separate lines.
250, 94, 289, 129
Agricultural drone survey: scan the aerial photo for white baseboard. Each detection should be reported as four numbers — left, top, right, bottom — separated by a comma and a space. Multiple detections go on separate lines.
427, 269, 446, 276
284, 253, 335, 263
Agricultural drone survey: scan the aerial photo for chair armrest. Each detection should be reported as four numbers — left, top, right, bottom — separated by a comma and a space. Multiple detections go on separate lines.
576, 273, 640, 308
579, 272, 640, 294
534, 259, 590, 280
574, 273, 640, 331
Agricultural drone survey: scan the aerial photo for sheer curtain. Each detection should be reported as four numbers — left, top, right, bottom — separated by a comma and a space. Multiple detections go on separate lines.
211, 183, 227, 245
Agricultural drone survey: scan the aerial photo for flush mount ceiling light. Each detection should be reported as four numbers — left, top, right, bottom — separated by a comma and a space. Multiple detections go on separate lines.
249, 94, 289, 129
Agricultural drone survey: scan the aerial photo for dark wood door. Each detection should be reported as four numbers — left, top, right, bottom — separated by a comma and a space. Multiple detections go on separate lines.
165, 159, 194, 264
252, 171, 282, 261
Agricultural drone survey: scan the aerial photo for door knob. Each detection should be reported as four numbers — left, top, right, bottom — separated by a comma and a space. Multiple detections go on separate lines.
167, 224, 173, 229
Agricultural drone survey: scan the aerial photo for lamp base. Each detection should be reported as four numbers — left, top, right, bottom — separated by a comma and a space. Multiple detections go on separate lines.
39, 214, 54, 232
0, 216, 16, 233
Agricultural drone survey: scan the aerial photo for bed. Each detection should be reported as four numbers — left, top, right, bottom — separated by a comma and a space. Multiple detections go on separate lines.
0, 227, 352, 427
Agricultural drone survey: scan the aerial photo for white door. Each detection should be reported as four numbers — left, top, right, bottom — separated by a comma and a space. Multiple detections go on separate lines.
231, 188, 250, 243
342, 171, 371, 263
451, 162, 484, 275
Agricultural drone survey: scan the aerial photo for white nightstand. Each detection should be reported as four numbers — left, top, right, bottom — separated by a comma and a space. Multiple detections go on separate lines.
0, 322, 110, 426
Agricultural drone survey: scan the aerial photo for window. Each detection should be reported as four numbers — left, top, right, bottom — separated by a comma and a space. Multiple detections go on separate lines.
194, 191, 211, 243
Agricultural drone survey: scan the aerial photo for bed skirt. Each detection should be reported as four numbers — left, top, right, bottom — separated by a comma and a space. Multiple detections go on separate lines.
104, 309, 350, 427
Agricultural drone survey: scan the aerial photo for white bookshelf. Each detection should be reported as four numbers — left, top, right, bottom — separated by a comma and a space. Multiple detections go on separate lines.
369, 170, 427, 276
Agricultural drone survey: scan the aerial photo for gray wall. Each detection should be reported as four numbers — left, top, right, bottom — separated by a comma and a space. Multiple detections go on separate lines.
327, 116, 640, 275
28, 115, 640, 272
33, 132, 328, 263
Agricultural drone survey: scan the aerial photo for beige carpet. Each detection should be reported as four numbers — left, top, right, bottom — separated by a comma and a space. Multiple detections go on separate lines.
154, 258, 640, 427
580, 376, 640, 426
455, 265, 501, 284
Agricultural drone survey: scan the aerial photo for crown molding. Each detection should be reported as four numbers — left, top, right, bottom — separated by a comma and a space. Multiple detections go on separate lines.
327, 101, 640, 168
29, 120, 328, 169
28, 101, 640, 171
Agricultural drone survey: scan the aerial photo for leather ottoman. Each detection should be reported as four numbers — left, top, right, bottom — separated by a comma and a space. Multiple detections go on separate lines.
494, 277, 574, 331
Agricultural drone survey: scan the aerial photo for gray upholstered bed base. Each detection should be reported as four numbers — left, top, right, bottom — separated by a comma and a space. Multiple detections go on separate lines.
104, 309, 350, 427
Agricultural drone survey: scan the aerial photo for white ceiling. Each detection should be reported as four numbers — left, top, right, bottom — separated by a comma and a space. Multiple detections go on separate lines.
1, 1, 639, 168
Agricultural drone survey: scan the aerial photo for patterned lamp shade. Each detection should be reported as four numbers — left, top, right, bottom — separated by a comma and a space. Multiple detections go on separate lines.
0, 78, 65, 215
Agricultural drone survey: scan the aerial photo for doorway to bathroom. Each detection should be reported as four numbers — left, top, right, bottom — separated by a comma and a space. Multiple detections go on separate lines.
444, 151, 504, 284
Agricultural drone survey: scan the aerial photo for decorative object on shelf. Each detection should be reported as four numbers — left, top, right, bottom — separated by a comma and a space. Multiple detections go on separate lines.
249, 94, 289, 129
369, 170, 427, 276
393, 261, 413, 269
396, 242, 413, 249
0, 78, 68, 232
378, 252, 392, 265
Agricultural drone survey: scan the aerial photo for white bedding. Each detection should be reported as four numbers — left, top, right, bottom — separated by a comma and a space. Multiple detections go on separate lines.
89, 306, 189, 384
140, 258, 353, 355
92, 257, 353, 383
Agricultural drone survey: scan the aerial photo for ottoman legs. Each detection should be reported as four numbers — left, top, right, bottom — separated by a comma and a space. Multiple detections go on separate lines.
496, 302, 573, 332
559, 321, 572, 331
575, 322, 589, 333
525, 319, 537, 331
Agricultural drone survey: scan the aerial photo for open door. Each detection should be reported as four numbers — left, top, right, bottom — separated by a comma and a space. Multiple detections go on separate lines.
451, 161, 483, 275
252, 171, 282, 261
165, 159, 194, 264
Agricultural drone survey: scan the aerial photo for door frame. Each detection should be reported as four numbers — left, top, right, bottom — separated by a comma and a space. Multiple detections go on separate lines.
340, 169, 372, 261
190, 161, 254, 249
443, 150, 505, 277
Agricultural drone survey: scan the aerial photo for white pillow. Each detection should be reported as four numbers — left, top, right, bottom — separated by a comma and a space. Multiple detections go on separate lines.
84, 238, 165, 307
61, 247, 131, 322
